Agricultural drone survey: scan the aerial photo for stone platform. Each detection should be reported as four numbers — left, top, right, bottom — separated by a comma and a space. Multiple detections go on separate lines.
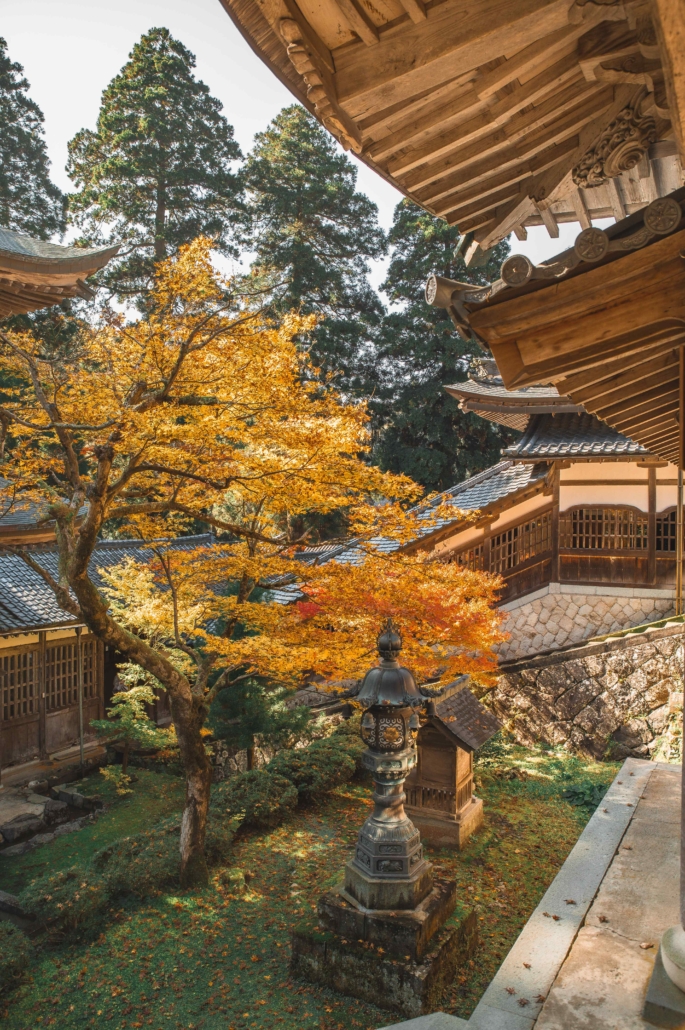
291, 905, 478, 1019
378, 757, 682, 1030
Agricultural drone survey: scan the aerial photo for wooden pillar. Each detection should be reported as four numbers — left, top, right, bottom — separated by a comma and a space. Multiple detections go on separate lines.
651, 0, 685, 163
680, 347, 685, 934
38, 631, 47, 759
482, 523, 492, 573
76, 627, 84, 773
648, 467, 657, 586
551, 463, 560, 583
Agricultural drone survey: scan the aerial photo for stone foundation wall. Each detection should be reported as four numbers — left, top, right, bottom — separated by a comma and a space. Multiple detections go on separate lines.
498, 584, 675, 661
484, 621, 684, 759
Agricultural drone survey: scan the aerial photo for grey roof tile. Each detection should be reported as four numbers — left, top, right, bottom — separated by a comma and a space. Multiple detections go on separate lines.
0, 535, 213, 634
504, 412, 650, 459
0, 227, 118, 270
434, 686, 501, 750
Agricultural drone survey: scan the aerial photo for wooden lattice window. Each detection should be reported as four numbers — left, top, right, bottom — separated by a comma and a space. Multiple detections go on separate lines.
656, 509, 677, 552
45, 638, 96, 712
452, 544, 484, 570
559, 508, 649, 551
490, 512, 553, 575
1, 650, 38, 722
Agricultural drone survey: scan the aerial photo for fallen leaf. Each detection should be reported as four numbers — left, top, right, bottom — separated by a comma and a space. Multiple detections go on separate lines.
552, 915, 560, 921
523, 962, 531, 969
518, 998, 530, 1007
598, 915, 609, 923
565, 899, 576, 905
542, 912, 551, 918
505, 987, 516, 995
640, 942, 654, 950
536, 994, 547, 1003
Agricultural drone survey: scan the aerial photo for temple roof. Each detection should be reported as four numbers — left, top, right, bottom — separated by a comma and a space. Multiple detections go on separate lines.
219, 1, 682, 250
0, 535, 212, 634
445, 360, 583, 430
504, 412, 652, 461
0, 228, 118, 317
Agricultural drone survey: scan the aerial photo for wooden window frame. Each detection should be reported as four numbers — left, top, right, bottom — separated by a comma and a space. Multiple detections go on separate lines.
559, 505, 650, 553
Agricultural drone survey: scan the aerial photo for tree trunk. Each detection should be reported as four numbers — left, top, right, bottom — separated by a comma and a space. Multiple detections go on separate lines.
122, 739, 130, 775
247, 741, 255, 771
169, 690, 213, 888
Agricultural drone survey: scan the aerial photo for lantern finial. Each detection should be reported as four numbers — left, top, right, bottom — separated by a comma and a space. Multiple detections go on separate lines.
377, 618, 402, 664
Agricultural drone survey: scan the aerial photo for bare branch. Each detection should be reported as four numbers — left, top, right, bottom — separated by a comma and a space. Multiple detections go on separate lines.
5, 547, 83, 619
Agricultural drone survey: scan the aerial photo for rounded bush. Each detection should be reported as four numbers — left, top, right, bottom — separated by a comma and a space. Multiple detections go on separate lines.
267, 737, 356, 800
218, 769, 298, 828
0, 924, 31, 995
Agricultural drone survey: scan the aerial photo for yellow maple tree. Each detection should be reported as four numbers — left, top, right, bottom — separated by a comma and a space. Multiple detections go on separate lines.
0, 239, 503, 883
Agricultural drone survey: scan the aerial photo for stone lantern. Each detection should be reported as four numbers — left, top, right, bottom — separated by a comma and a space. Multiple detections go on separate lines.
290, 621, 479, 1019
346, 620, 431, 911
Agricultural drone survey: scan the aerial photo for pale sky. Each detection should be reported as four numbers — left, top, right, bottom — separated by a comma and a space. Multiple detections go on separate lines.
3, 0, 588, 281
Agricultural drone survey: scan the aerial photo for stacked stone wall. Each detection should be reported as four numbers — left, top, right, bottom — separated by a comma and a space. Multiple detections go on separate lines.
498, 585, 674, 661
484, 622, 684, 759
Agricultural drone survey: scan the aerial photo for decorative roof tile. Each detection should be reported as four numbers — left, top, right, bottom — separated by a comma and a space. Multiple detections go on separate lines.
504, 412, 651, 460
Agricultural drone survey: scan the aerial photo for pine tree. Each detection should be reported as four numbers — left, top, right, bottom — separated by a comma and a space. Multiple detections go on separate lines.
67, 27, 244, 304
209, 678, 312, 771
373, 201, 513, 493
0, 38, 64, 239
245, 105, 385, 394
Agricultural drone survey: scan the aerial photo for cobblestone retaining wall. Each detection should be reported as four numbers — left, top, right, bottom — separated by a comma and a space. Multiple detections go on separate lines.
498, 584, 675, 661
484, 621, 684, 759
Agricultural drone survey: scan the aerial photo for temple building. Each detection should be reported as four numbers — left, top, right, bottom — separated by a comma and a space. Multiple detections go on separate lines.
408, 359, 679, 661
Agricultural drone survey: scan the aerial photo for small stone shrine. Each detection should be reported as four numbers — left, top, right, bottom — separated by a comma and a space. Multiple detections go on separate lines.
290, 622, 478, 1018
405, 678, 501, 849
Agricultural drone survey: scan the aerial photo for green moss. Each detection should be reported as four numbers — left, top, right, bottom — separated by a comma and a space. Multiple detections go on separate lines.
0, 741, 619, 1029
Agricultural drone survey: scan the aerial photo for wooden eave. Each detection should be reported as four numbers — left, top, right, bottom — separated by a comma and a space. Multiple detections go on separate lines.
465, 218, 685, 465
220, 0, 683, 248
0, 241, 119, 317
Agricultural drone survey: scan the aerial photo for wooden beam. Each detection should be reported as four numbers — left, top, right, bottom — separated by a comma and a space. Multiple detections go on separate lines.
651, 0, 685, 162
571, 187, 592, 229
335, 0, 572, 116
332, 0, 379, 46
514, 224, 528, 240
535, 200, 560, 238
399, 0, 426, 23
388, 67, 589, 181
561, 348, 679, 400
605, 177, 627, 221
399, 82, 607, 194
280, 0, 335, 75
367, 87, 481, 162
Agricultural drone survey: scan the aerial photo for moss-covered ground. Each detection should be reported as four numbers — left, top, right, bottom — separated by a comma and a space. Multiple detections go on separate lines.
0, 741, 619, 1029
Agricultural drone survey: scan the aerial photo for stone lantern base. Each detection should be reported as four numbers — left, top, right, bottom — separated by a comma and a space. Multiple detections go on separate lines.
290, 885, 477, 1019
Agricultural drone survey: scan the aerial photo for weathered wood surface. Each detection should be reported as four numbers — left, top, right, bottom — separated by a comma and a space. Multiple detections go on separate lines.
221, 0, 684, 247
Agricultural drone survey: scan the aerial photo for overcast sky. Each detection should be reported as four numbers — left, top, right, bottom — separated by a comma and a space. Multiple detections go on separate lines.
3, 0, 586, 280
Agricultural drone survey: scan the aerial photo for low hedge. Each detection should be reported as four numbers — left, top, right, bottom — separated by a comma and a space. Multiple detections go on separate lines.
0, 924, 32, 995
212, 770, 297, 829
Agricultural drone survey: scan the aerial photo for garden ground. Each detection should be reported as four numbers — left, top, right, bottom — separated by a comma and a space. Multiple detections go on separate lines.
0, 739, 619, 1030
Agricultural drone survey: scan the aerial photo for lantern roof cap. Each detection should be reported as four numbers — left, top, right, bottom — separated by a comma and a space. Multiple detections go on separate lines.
356, 621, 425, 709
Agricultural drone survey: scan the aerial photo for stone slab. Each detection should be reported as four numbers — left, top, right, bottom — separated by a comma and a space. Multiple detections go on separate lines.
377, 1013, 468, 1030
291, 909, 478, 1019
535, 761, 680, 1030
644, 948, 685, 1028
468, 758, 654, 1027
319, 877, 457, 960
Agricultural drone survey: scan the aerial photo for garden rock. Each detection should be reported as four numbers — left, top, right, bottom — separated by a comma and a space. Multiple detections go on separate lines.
52, 784, 102, 811
0, 814, 45, 843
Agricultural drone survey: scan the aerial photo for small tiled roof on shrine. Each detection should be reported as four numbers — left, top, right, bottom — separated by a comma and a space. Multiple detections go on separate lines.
0, 227, 118, 317
432, 684, 501, 752
445, 358, 582, 431
504, 412, 652, 462
0, 535, 212, 634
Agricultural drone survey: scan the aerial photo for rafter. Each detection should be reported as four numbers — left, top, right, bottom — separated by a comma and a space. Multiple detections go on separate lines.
331, 0, 379, 46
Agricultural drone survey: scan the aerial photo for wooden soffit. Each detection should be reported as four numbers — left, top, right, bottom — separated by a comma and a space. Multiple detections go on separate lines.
220, 0, 685, 248
465, 212, 685, 465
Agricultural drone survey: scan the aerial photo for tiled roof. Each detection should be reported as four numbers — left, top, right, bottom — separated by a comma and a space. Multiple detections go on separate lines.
0, 227, 118, 272
504, 412, 651, 460
434, 686, 501, 750
0, 480, 49, 529
447, 379, 568, 402
0, 535, 213, 634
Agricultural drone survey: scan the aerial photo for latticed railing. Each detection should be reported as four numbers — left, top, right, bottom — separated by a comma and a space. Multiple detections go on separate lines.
406, 785, 456, 813
559, 507, 648, 550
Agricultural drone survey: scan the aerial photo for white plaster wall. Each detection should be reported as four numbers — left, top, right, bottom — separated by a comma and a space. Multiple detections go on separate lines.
560, 483, 649, 511
497, 584, 675, 661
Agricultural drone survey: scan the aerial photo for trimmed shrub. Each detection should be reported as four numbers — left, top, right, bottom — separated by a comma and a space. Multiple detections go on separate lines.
267, 737, 356, 800
20, 865, 109, 933
214, 770, 297, 829
330, 714, 366, 771
0, 924, 32, 995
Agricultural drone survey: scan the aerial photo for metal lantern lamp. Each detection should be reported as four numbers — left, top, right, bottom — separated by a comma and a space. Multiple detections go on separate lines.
345, 620, 434, 912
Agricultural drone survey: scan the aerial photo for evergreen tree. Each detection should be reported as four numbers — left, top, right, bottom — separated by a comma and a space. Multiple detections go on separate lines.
0, 38, 64, 239
67, 27, 244, 304
373, 201, 513, 493
245, 105, 385, 394
209, 678, 312, 771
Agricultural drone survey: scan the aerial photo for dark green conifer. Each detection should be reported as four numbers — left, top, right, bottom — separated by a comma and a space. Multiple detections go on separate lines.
245, 105, 385, 394
0, 38, 64, 239
373, 201, 513, 493
67, 27, 244, 305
